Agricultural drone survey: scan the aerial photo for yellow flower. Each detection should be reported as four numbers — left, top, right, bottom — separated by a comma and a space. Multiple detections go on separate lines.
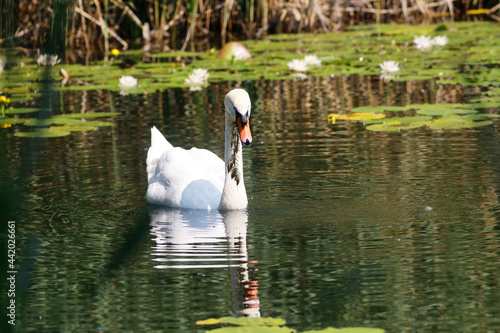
1, 123, 12, 128
111, 49, 120, 56
0, 96, 7, 103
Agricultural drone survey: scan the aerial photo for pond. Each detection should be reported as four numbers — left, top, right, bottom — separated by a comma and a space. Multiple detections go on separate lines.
1, 23, 500, 332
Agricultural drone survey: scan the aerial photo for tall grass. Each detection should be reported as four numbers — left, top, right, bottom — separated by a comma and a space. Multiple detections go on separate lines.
3, 0, 499, 55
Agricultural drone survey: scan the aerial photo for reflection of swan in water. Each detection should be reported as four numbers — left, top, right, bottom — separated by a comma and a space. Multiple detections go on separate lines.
224, 211, 260, 318
148, 207, 260, 316
150, 208, 227, 267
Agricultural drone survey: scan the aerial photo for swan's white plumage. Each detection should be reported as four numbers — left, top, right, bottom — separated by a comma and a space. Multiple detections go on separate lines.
146, 89, 251, 210
146, 130, 225, 209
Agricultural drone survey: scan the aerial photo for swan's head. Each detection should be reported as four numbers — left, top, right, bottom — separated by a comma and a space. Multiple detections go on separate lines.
225, 89, 252, 147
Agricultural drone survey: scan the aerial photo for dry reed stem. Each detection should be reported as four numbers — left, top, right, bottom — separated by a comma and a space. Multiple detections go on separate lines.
109, 0, 144, 29
75, 6, 128, 49
7, 0, 498, 55
222, 0, 236, 45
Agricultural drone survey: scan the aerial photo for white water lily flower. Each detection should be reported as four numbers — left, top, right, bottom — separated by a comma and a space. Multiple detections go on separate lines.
379, 60, 400, 80
303, 55, 321, 66
118, 75, 138, 89
185, 68, 209, 86
379, 60, 400, 74
413, 35, 433, 50
431, 35, 448, 46
37, 54, 61, 66
287, 59, 309, 72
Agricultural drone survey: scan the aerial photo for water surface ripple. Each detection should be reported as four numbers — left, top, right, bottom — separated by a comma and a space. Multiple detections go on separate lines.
4, 77, 500, 332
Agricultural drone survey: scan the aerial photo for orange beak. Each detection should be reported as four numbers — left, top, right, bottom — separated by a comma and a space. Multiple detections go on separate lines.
237, 116, 252, 146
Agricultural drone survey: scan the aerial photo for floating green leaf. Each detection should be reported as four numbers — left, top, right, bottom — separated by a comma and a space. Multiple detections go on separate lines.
14, 128, 71, 138
365, 116, 432, 125
416, 108, 478, 116
366, 121, 426, 132
4, 107, 41, 114
426, 117, 474, 130
206, 327, 296, 333
24, 117, 83, 127
405, 103, 472, 110
366, 115, 493, 132
303, 328, 385, 333
55, 125, 99, 132
78, 120, 114, 127
328, 112, 386, 123
0, 118, 33, 125
197, 317, 384, 333
197, 317, 286, 327
461, 120, 493, 128
198, 317, 292, 333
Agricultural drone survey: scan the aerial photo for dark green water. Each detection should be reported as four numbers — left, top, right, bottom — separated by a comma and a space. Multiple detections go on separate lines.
2, 77, 500, 332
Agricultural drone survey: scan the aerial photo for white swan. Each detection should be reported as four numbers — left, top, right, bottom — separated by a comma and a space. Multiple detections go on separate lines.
146, 88, 252, 210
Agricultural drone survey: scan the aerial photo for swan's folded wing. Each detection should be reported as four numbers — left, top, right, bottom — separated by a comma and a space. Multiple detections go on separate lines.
147, 126, 174, 184
147, 147, 225, 209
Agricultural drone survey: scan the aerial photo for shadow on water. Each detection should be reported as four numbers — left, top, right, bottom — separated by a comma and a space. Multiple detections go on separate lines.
1, 59, 57, 333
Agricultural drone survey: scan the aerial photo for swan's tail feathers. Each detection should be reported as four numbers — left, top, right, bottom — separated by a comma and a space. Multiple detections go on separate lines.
146, 126, 173, 184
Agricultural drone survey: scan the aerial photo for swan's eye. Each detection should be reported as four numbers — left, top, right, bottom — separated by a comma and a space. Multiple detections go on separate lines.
240, 113, 248, 125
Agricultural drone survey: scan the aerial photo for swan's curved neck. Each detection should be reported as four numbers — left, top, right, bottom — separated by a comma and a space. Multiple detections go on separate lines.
219, 114, 248, 210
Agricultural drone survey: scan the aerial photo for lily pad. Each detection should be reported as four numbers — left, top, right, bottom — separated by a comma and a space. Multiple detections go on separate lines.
426, 117, 475, 130
328, 112, 386, 122
55, 125, 99, 132
196, 317, 384, 333
4, 107, 41, 114
14, 128, 71, 138
461, 120, 493, 128
365, 115, 432, 124
197, 317, 286, 326
459, 114, 500, 120
366, 121, 426, 132
415, 108, 478, 116
205, 327, 296, 333
366, 116, 493, 132
404, 103, 473, 110
24, 117, 83, 127
77, 120, 114, 127
0, 118, 33, 125
303, 329, 385, 333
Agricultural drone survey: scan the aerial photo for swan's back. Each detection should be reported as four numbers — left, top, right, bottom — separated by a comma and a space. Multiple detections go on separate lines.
146, 126, 225, 209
